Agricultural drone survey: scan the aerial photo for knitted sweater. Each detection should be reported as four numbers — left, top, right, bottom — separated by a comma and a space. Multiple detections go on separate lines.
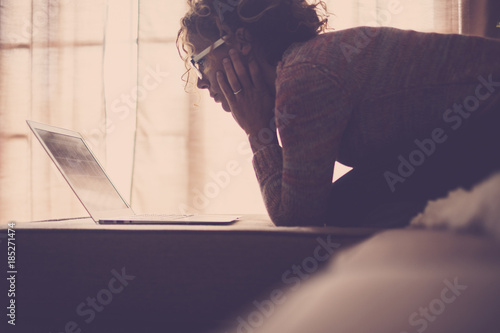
252, 27, 500, 226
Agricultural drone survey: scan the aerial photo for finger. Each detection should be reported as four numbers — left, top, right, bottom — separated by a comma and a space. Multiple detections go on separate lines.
222, 57, 242, 94
217, 71, 235, 103
248, 59, 266, 91
229, 49, 252, 89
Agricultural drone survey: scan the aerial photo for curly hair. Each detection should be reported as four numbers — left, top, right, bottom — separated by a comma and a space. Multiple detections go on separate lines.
177, 0, 329, 83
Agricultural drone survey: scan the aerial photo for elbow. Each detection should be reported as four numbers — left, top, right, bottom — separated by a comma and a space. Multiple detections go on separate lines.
268, 210, 327, 227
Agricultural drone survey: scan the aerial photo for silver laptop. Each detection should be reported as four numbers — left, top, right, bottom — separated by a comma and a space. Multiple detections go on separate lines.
27, 120, 239, 225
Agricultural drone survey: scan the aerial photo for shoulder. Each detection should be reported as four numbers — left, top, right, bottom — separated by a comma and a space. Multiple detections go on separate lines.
279, 27, 413, 68
279, 26, 498, 70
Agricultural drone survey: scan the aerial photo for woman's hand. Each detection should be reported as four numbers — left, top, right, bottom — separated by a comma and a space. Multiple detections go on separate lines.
216, 49, 276, 141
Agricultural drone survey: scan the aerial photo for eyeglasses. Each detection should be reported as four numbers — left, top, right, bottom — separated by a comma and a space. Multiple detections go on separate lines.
190, 37, 226, 79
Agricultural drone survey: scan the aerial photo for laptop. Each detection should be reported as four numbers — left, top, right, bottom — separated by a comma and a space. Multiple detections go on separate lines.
27, 120, 239, 225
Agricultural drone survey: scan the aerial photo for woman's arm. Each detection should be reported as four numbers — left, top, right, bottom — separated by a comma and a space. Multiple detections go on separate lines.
254, 62, 353, 226
217, 48, 354, 226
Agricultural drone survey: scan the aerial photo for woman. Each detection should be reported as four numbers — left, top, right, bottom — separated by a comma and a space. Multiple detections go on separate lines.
177, 0, 500, 227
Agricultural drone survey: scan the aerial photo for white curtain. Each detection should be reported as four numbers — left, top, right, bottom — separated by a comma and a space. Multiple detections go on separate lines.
461, 0, 500, 38
0, 0, 107, 222
0, 0, 469, 224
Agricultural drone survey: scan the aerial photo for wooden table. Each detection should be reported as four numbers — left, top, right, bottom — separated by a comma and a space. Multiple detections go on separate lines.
0, 215, 380, 333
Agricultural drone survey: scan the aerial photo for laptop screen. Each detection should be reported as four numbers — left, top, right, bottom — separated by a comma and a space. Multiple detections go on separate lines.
36, 128, 129, 213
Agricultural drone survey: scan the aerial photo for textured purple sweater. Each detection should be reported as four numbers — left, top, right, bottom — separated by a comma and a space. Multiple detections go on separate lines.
252, 27, 500, 226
